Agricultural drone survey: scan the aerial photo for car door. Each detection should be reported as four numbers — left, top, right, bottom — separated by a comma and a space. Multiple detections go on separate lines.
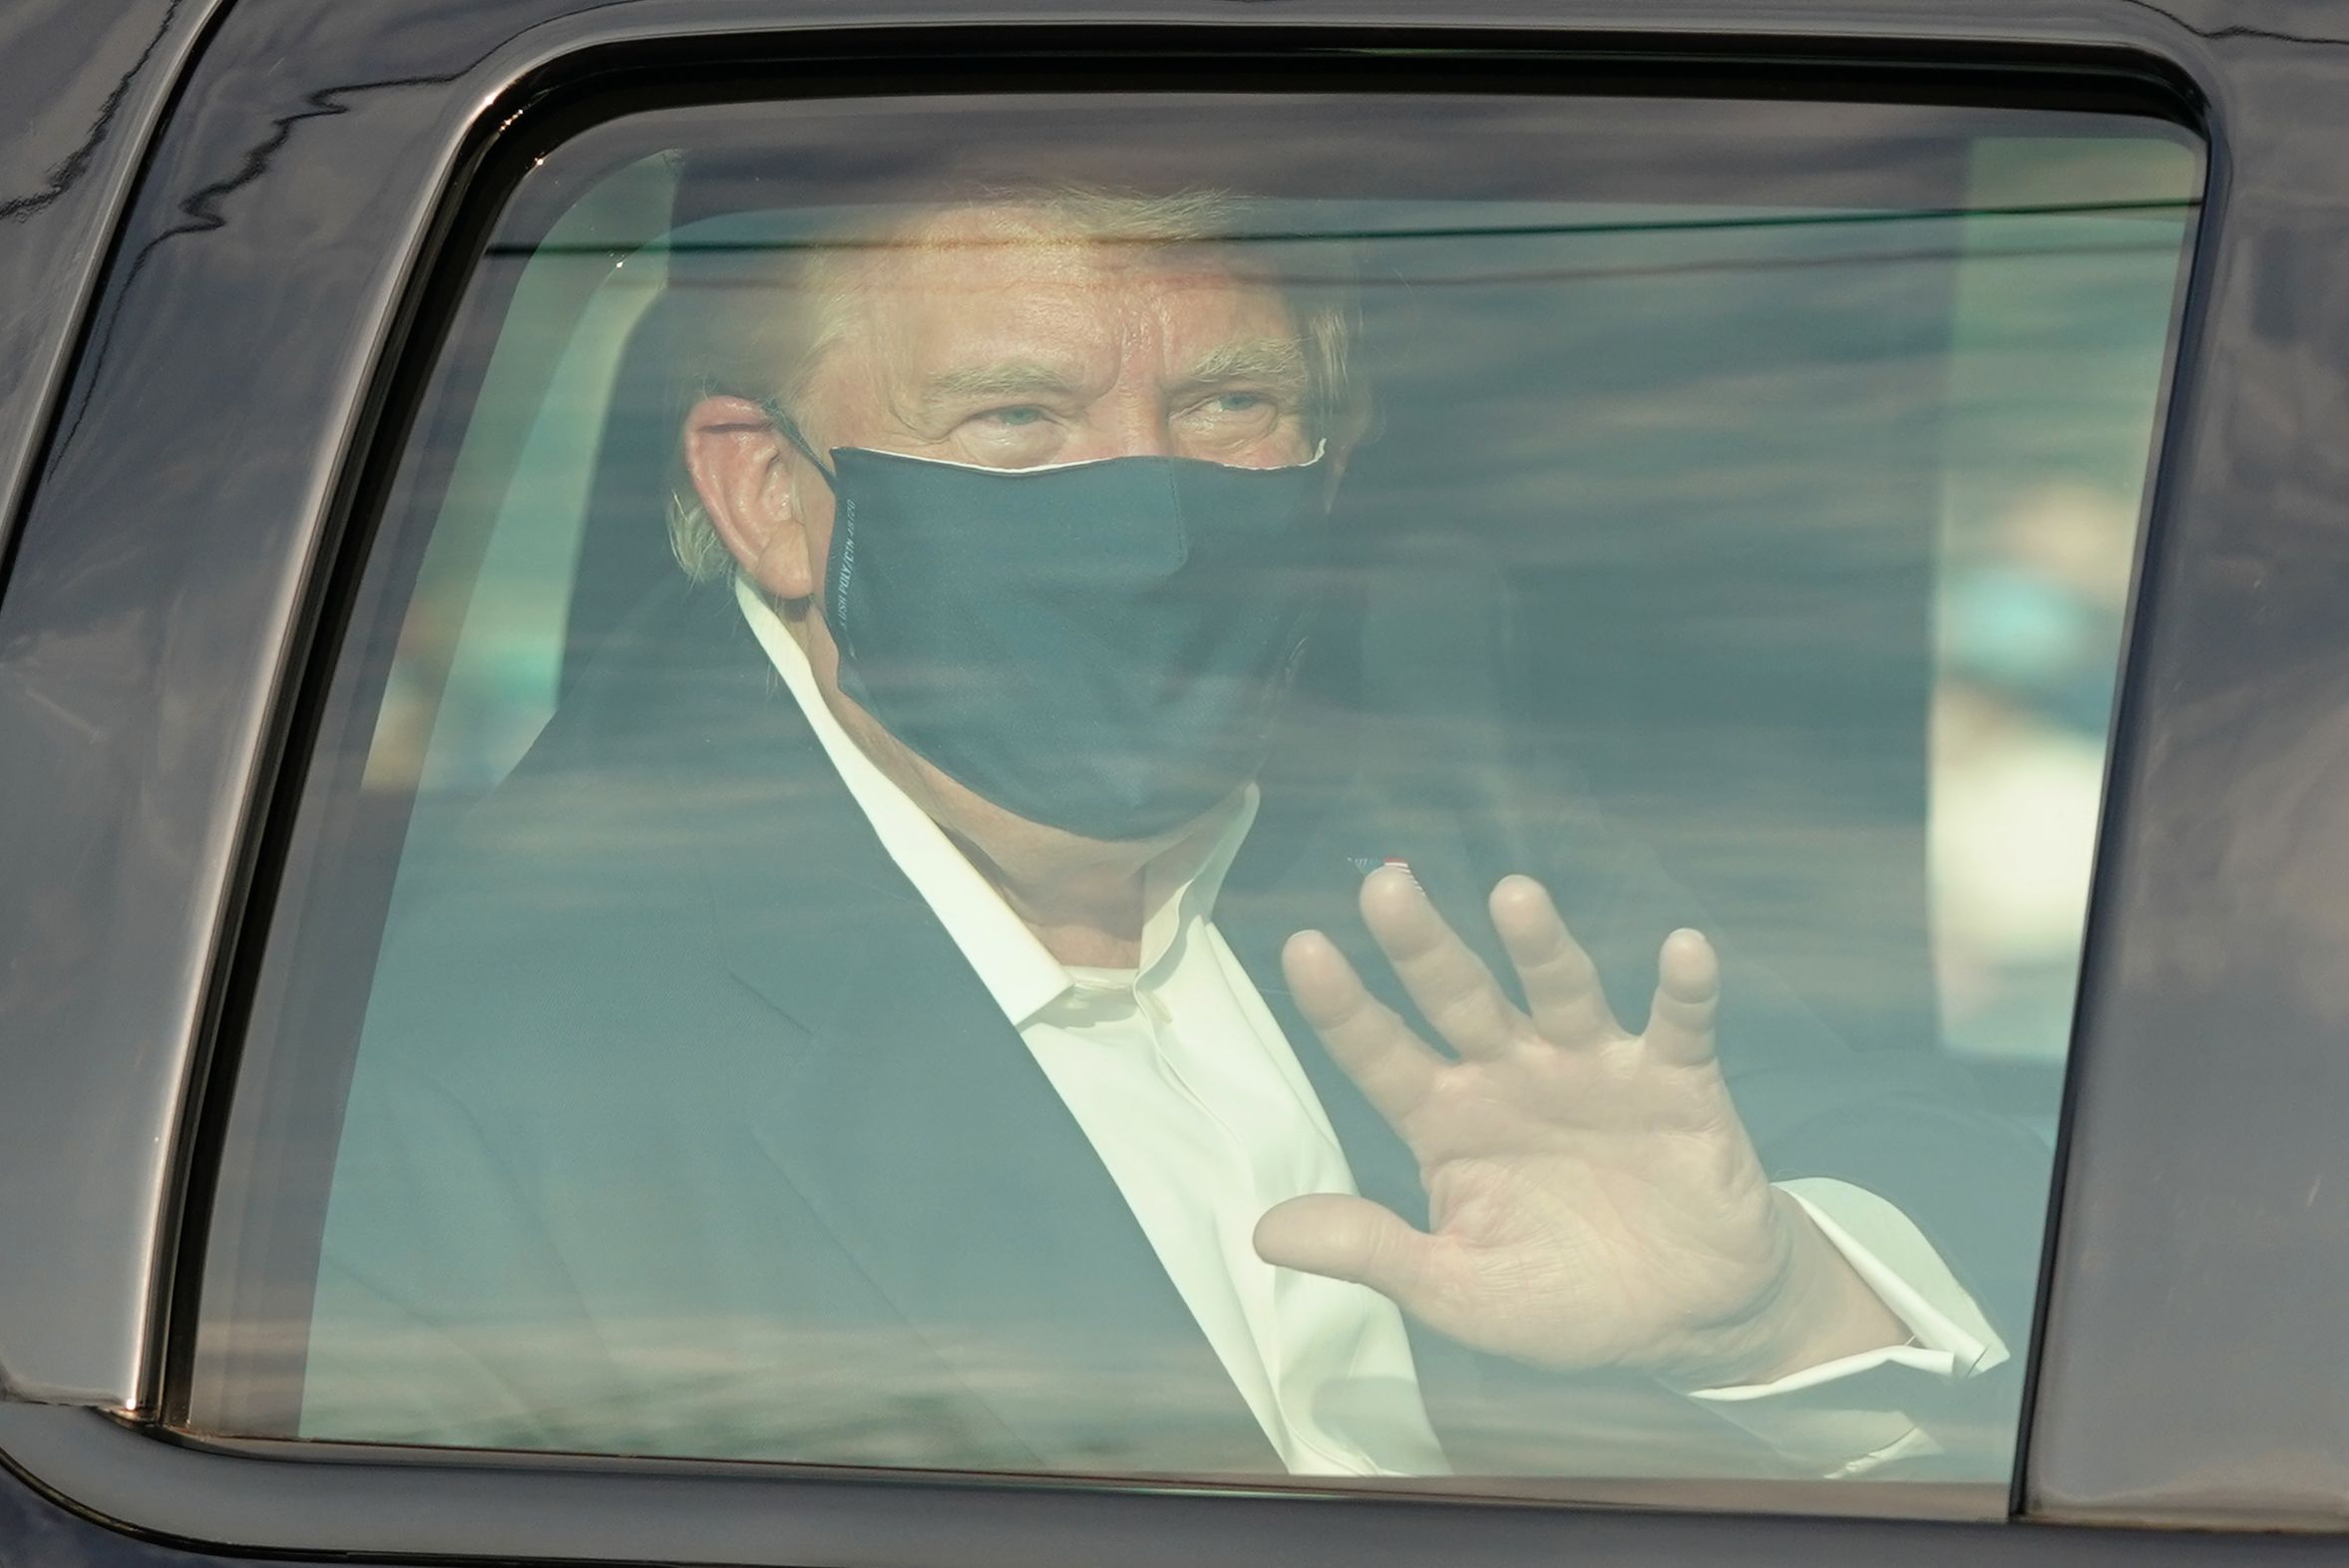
4, 2, 2349, 1563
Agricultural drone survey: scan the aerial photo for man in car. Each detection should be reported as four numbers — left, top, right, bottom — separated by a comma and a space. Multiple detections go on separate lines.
305, 185, 2037, 1479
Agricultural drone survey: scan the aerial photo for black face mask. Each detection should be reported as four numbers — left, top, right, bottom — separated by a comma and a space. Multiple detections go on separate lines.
776, 418, 1332, 842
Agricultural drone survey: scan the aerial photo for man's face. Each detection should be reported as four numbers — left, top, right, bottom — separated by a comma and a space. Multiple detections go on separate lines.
688, 203, 1320, 867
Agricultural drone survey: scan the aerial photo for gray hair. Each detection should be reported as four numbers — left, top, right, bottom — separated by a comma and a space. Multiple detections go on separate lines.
666, 184, 1369, 583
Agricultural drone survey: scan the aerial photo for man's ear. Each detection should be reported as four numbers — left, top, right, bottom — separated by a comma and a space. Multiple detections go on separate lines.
682, 394, 820, 600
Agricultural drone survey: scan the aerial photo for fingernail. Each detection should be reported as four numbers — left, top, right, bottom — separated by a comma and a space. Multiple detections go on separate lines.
1350, 854, 1418, 887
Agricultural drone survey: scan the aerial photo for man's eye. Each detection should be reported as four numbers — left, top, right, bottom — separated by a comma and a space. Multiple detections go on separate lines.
1185, 390, 1285, 424
980, 405, 1048, 429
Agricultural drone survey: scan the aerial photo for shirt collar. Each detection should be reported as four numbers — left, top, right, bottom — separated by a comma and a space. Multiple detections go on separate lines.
734, 577, 1257, 1027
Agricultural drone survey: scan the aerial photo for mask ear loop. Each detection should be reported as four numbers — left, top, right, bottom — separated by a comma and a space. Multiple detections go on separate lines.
760, 400, 838, 490
760, 400, 857, 635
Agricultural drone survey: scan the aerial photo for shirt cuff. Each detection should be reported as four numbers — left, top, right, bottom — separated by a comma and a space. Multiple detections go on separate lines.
1680, 1179, 2010, 1476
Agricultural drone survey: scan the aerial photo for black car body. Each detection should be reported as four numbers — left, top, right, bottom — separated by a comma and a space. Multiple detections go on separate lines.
7, 1, 2349, 1563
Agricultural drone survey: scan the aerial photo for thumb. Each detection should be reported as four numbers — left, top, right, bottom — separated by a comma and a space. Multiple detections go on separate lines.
1254, 1194, 1444, 1312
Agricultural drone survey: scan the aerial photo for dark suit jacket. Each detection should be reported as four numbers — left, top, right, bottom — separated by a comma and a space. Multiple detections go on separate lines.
303, 577, 2048, 1479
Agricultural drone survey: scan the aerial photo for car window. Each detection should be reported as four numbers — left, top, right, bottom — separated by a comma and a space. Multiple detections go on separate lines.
187, 89, 2199, 1502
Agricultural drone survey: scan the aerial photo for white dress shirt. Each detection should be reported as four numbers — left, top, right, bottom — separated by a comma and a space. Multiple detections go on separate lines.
735, 578, 2004, 1477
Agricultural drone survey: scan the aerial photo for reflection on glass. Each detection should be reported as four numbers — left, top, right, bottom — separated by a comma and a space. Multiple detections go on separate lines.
192, 93, 2199, 1503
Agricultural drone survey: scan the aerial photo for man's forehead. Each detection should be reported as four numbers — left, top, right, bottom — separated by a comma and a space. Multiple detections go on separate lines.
790, 199, 1305, 422
869, 200, 1268, 296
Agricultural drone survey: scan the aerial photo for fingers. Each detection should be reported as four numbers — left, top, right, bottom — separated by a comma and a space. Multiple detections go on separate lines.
1283, 930, 1443, 1125
1645, 927, 1722, 1066
1359, 866, 1523, 1059
1253, 1194, 1452, 1325
1489, 875, 1619, 1048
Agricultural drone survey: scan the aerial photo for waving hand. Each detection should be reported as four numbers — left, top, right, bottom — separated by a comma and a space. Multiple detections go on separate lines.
1254, 869, 1904, 1386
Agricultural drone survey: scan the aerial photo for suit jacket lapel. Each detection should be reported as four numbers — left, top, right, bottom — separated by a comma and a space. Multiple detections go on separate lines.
658, 590, 1278, 1472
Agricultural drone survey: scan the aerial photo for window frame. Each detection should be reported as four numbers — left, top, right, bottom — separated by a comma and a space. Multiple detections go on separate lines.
12, 0, 2333, 1560
192, 73, 2208, 1483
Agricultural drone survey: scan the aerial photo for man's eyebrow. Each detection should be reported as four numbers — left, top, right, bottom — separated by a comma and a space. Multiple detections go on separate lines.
922, 359, 1083, 405
918, 340, 1308, 411
1174, 337, 1309, 392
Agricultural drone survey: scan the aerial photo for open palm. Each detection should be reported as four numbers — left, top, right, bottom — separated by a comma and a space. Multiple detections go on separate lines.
1255, 868, 1887, 1384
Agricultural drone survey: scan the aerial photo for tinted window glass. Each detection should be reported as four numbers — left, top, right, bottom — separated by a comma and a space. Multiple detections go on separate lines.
191, 90, 2199, 1501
